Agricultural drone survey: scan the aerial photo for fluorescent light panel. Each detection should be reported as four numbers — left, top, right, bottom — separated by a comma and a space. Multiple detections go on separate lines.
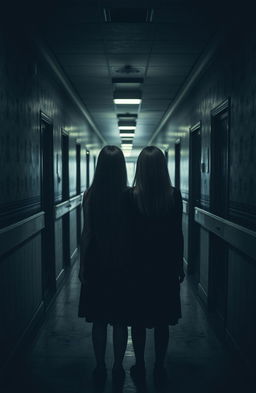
114, 98, 141, 104
118, 126, 136, 130
120, 133, 134, 138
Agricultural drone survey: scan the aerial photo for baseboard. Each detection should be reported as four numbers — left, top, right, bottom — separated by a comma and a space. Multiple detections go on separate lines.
183, 257, 188, 273
198, 282, 208, 306
56, 268, 65, 289
0, 301, 44, 381
70, 247, 79, 266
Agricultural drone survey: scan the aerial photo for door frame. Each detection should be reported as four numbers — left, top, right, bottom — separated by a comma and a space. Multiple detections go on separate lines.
61, 129, 70, 268
210, 98, 230, 217
188, 121, 201, 275
40, 111, 56, 306
174, 139, 181, 190
86, 149, 90, 189
208, 98, 230, 332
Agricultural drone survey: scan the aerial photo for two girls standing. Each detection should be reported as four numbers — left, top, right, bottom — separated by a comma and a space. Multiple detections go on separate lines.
78, 145, 184, 387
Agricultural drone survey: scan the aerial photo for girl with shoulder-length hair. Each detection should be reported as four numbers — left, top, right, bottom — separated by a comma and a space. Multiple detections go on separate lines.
78, 145, 128, 385
124, 146, 184, 385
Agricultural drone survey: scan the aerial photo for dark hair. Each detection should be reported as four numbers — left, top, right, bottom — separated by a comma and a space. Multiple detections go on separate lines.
133, 146, 174, 217
84, 145, 127, 251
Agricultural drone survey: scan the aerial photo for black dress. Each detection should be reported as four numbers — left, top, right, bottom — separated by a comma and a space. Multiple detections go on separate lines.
78, 192, 128, 323
121, 187, 184, 327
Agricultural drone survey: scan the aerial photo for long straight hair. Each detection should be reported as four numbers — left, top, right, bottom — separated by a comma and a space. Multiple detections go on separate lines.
84, 145, 127, 251
133, 146, 174, 217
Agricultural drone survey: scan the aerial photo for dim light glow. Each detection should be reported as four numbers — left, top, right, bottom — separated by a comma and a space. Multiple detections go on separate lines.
118, 126, 136, 130
114, 98, 142, 105
122, 145, 133, 149
120, 133, 135, 137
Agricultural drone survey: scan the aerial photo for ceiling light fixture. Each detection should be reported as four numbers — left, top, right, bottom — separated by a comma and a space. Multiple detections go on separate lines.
117, 113, 138, 119
120, 133, 135, 138
114, 98, 141, 104
113, 91, 142, 105
118, 126, 136, 130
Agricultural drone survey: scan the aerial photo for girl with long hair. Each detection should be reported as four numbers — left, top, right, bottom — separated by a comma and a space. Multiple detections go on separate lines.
78, 145, 128, 385
124, 146, 185, 385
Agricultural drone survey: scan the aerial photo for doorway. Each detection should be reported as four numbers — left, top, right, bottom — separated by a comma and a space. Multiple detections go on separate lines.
86, 150, 90, 189
209, 99, 230, 333
40, 113, 55, 306
188, 123, 201, 283
62, 130, 70, 267
76, 143, 81, 243
175, 140, 181, 190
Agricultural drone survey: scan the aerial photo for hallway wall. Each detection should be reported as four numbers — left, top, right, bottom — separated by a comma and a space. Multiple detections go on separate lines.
0, 31, 101, 373
157, 26, 256, 372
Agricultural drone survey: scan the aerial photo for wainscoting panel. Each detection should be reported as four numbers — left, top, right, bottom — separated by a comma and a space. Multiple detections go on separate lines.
0, 232, 42, 369
55, 218, 63, 281
226, 249, 256, 368
198, 227, 210, 304
182, 200, 189, 268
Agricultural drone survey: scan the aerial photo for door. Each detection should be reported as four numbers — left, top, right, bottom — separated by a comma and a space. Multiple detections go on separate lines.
62, 130, 70, 267
188, 124, 201, 282
175, 140, 181, 190
40, 113, 55, 305
76, 144, 81, 243
86, 150, 90, 189
209, 99, 230, 331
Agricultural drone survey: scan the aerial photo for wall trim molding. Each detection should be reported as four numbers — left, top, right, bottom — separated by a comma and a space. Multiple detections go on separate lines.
0, 212, 45, 259
198, 282, 208, 305
70, 247, 79, 266
35, 38, 106, 145
182, 200, 189, 214
149, 30, 226, 144
56, 268, 65, 289
55, 195, 82, 220
194, 207, 256, 260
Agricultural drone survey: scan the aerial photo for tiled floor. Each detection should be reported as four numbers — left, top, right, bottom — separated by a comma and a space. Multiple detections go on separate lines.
4, 262, 254, 393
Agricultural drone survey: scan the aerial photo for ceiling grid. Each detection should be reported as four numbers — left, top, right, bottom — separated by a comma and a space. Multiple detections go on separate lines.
40, 0, 218, 155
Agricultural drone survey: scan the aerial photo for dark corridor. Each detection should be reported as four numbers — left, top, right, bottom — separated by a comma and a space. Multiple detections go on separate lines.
1, 1, 256, 392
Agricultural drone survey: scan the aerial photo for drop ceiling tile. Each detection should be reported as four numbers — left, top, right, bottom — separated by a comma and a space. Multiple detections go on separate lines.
108, 54, 148, 66
49, 5, 100, 24
141, 99, 170, 111
105, 40, 151, 54
64, 65, 109, 77
151, 41, 205, 54
57, 54, 108, 66
110, 65, 145, 77
147, 65, 191, 77
102, 24, 152, 41
53, 40, 104, 54
149, 53, 198, 66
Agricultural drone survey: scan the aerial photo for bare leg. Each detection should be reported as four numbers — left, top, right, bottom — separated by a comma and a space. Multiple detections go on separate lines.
113, 324, 128, 369
154, 325, 169, 367
92, 321, 108, 369
131, 325, 146, 367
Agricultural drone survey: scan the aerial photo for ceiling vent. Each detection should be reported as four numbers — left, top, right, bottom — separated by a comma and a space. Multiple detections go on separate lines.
103, 8, 154, 23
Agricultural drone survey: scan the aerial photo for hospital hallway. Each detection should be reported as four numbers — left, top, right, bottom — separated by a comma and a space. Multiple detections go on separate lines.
2, 261, 254, 393
1, 1, 256, 392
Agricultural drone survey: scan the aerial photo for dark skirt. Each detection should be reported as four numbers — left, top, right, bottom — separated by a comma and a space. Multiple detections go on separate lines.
123, 273, 182, 328
78, 269, 127, 324
78, 268, 181, 327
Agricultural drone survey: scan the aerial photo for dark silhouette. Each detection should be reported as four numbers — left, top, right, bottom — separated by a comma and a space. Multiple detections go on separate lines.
78, 145, 128, 387
123, 146, 185, 385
